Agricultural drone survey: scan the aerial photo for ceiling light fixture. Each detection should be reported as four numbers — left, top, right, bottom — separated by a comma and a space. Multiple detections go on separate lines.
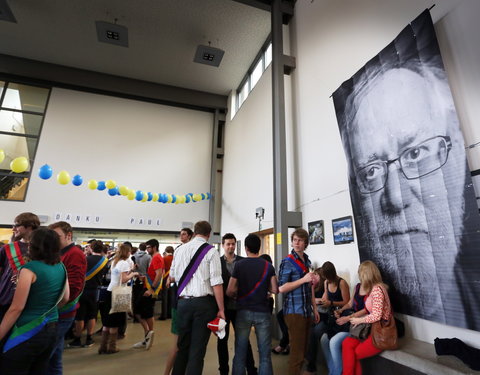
0, 0, 16, 23
194, 43, 225, 67
95, 20, 128, 47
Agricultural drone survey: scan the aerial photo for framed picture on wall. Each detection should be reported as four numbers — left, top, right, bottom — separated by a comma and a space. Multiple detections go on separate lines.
308, 220, 325, 245
332, 216, 354, 245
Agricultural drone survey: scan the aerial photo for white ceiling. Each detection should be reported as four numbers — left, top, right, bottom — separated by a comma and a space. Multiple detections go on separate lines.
0, 0, 271, 96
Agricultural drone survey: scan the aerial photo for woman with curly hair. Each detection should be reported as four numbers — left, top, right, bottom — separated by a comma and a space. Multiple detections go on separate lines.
0, 228, 69, 375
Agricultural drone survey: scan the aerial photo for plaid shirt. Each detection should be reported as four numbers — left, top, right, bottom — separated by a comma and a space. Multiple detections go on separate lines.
279, 250, 312, 317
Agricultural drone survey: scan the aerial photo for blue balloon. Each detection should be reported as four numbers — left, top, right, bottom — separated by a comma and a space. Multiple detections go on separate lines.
160, 194, 166, 203
207, 192, 211, 200
201, 193, 206, 200
135, 190, 144, 201
38, 164, 53, 180
147, 192, 153, 201
97, 181, 106, 191
185, 195, 191, 203
108, 187, 119, 196
171, 194, 177, 204
72, 174, 83, 186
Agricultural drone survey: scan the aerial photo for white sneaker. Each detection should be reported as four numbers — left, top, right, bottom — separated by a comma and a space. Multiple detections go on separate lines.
132, 340, 146, 349
145, 330, 154, 350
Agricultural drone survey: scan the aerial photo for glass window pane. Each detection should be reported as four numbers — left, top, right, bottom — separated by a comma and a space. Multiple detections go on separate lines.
0, 134, 33, 172
265, 43, 272, 67
250, 59, 263, 90
0, 175, 29, 201
2, 83, 50, 113
0, 110, 43, 136
238, 82, 249, 106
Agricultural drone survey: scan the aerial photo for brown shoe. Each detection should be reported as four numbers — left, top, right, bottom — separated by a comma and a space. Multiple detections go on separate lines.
106, 332, 120, 354
98, 331, 109, 354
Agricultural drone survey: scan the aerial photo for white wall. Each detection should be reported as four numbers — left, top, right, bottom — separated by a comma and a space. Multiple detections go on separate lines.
1, 88, 212, 231
222, 67, 273, 255
222, 0, 480, 345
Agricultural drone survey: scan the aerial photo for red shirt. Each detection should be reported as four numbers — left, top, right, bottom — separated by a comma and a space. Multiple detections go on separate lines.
60, 244, 87, 319
147, 253, 164, 284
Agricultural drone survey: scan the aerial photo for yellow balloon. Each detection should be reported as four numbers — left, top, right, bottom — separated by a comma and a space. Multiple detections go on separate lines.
10, 156, 29, 173
0, 149, 5, 164
57, 170, 71, 185
166, 194, 173, 203
119, 185, 129, 196
141, 193, 148, 202
105, 180, 116, 189
127, 190, 135, 200
193, 194, 201, 202
181, 195, 187, 204
152, 193, 159, 202
88, 180, 98, 190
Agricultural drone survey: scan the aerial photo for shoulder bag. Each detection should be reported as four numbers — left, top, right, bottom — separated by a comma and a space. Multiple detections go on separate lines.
371, 285, 398, 350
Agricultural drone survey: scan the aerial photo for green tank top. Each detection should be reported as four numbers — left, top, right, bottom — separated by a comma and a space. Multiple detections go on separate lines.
17, 261, 66, 326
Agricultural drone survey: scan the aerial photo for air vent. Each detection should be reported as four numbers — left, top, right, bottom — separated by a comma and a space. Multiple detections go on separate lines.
95, 21, 128, 47
0, 0, 16, 23
193, 45, 225, 67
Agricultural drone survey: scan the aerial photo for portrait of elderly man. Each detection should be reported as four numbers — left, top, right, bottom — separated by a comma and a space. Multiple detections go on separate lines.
333, 10, 480, 330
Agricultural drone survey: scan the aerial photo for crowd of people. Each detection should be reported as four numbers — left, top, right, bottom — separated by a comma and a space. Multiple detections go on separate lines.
0, 212, 395, 375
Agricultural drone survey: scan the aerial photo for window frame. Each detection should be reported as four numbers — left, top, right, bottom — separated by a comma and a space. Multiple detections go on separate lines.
0, 78, 52, 202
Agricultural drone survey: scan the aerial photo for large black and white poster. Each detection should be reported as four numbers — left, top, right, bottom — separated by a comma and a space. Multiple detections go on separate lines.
333, 10, 480, 331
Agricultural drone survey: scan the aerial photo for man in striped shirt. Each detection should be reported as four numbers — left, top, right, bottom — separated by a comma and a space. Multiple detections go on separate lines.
170, 220, 225, 375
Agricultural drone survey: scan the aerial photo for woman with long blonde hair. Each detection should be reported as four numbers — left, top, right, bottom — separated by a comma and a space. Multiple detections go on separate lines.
341, 261, 393, 375
98, 244, 138, 354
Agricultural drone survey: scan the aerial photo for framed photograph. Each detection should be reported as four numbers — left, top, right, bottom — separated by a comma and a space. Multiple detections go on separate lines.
308, 220, 325, 245
332, 216, 354, 245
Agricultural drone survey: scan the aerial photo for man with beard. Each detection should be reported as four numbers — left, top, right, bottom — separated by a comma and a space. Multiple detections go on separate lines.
0, 212, 40, 321
335, 59, 480, 329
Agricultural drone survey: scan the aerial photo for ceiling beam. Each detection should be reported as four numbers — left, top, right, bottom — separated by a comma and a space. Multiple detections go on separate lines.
231, 0, 271, 12
0, 53, 228, 112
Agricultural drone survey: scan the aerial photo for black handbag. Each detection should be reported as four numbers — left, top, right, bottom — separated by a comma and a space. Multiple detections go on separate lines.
326, 308, 353, 339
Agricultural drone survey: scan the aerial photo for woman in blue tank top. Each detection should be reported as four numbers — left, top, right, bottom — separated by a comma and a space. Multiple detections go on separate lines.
320, 280, 367, 375
305, 262, 350, 374
0, 228, 69, 375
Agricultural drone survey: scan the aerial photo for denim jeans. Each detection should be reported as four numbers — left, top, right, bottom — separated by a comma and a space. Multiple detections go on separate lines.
232, 310, 272, 375
305, 321, 327, 371
47, 317, 74, 375
320, 331, 349, 375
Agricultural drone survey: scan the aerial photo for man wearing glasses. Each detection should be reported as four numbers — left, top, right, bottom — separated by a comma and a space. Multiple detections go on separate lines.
0, 212, 40, 321
336, 62, 480, 330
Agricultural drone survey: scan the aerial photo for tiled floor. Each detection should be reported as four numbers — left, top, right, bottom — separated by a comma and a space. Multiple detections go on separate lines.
63, 318, 290, 375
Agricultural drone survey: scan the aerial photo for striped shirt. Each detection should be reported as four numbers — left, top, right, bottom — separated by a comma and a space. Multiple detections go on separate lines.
170, 236, 223, 297
279, 250, 312, 317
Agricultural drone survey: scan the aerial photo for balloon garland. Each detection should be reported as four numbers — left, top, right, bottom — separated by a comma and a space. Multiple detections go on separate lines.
35, 163, 211, 204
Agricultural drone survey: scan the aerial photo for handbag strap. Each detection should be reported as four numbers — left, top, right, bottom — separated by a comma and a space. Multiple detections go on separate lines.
376, 284, 393, 321
177, 242, 213, 297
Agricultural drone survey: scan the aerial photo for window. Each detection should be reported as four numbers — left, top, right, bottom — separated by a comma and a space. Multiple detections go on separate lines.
264, 43, 272, 67
0, 80, 51, 201
250, 58, 264, 90
233, 37, 272, 116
